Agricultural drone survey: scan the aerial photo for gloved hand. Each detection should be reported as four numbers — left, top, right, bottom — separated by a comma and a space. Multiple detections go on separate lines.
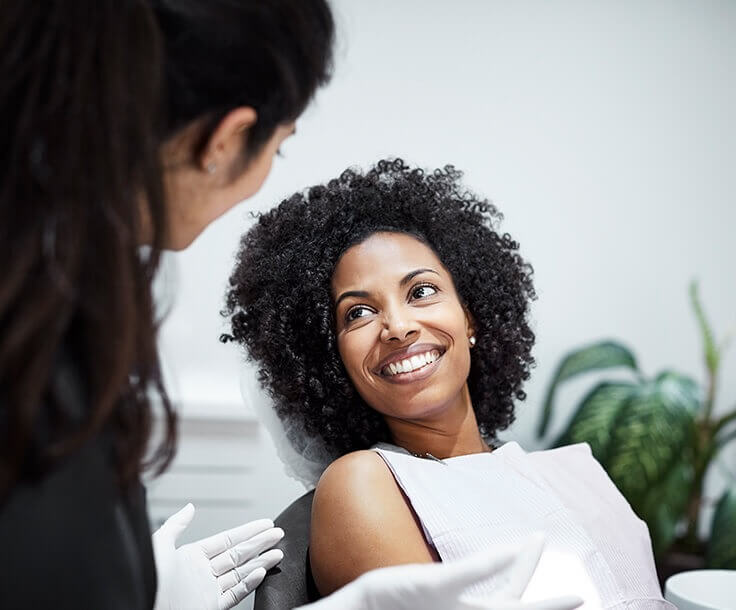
153, 504, 285, 610
297, 534, 583, 610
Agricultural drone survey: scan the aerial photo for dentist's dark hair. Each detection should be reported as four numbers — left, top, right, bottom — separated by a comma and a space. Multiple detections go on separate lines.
0, 0, 333, 497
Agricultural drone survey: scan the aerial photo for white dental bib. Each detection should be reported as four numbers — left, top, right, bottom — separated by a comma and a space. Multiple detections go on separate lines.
372, 441, 674, 609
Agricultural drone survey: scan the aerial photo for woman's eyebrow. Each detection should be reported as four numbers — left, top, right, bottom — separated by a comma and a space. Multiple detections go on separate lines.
334, 269, 439, 307
399, 268, 439, 286
334, 290, 370, 308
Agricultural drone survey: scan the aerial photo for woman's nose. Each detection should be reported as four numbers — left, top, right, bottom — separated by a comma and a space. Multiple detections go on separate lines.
379, 307, 419, 343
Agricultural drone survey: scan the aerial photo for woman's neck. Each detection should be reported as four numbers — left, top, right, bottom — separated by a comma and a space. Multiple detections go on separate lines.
383, 385, 491, 459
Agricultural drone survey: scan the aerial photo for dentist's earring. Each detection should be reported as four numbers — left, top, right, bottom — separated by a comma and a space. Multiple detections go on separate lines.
206, 162, 217, 174
469, 336, 477, 347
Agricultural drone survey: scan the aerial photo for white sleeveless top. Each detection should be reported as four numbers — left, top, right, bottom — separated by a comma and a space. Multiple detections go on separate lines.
372, 441, 673, 609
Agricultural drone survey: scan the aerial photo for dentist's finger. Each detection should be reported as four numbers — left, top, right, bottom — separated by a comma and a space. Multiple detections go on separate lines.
199, 518, 275, 558
217, 548, 284, 592
153, 504, 195, 543
218, 567, 267, 610
218, 568, 266, 610
210, 527, 284, 575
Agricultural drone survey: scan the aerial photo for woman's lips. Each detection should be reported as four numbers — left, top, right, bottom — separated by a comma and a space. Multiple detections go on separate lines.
377, 350, 445, 384
381, 348, 442, 376
374, 343, 446, 372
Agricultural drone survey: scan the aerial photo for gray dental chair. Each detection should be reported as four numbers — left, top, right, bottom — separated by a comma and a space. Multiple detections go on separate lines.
254, 490, 320, 610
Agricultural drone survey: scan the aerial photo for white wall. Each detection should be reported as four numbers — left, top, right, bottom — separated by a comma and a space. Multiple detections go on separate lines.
155, 0, 736, 529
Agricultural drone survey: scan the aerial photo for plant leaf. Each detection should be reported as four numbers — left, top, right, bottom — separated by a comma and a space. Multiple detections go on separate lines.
690, 280, 720, 375
537, 341, 638, 439
706, 488, 736, 569
637, 460, 695, 556
654, 370, 703, 415
605, 373, 697, 513
554, 381, 637, 461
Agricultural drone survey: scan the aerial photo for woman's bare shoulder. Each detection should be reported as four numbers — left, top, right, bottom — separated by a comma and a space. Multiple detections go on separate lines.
309, 450, 434, 596
316, 449, 395, 497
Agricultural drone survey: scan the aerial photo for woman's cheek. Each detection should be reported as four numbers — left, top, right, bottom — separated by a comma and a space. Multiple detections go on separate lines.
339, 333, 370, 384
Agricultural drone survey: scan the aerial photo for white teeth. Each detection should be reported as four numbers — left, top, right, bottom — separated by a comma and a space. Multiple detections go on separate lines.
383, 350, 442, 376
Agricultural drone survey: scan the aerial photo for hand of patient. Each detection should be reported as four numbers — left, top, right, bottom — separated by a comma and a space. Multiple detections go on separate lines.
297, 534, 582, 610
152, 503, 284, 610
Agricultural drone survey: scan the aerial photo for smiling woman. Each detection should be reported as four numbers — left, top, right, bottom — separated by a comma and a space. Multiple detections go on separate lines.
223, 159, 536, 458
222, 159, 671, 607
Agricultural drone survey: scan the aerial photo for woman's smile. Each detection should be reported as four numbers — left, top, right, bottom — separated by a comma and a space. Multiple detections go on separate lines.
373, 343, 446, 384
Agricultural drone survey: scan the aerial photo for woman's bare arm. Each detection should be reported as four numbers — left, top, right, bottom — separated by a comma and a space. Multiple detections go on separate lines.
309, 450, 436, 596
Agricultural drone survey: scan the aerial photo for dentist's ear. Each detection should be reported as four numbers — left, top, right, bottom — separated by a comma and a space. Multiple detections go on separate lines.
197, 107, 258, 179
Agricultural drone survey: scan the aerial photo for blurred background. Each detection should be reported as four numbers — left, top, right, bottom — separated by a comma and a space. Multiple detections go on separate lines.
148, 1, 735, 604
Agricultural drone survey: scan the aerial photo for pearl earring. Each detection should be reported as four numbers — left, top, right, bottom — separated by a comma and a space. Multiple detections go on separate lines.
206, 162, 217, 174
469, 336, 476, 347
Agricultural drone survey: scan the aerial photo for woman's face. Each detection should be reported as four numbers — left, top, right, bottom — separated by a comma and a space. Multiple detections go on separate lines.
332, 232, 475, 422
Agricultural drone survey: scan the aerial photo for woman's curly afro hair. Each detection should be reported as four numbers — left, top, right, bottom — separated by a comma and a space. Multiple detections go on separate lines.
222, 159, 536, 457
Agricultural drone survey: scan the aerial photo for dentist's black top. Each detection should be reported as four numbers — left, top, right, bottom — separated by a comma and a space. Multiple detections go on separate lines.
0, 339, 156, 609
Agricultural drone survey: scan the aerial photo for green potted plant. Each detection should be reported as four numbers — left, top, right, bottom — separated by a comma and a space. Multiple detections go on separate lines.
536, 281, 736, 578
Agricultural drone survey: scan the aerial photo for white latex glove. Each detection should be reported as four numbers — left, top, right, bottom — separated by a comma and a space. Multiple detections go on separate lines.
153, 504, 285, 610
297, 534, 583, 610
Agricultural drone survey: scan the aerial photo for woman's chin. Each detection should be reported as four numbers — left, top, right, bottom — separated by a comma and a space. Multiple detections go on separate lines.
380, 391, 459, 422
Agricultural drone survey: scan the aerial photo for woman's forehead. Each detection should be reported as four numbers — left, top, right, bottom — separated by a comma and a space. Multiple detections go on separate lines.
331, 232, 445, 293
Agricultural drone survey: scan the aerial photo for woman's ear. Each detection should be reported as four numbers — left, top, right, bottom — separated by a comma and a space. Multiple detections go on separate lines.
463, 306, 477, 341
198, 107, 258, 175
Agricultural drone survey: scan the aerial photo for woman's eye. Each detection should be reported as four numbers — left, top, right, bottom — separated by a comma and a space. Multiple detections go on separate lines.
346, 306, 373, 322
411, 284, 438, 300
